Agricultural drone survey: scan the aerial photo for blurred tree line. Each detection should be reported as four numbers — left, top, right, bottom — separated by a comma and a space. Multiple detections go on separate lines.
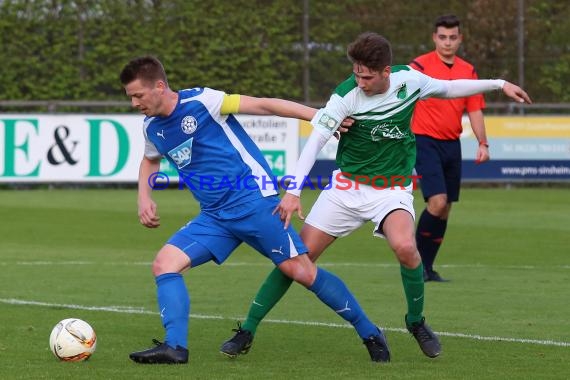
0, 0, 568, 107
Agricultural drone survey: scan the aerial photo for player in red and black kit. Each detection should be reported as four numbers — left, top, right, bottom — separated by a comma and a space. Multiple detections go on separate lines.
411, 15, 489, 282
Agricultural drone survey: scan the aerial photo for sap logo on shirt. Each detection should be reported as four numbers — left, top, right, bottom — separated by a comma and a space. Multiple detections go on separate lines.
168, 138, 194, 169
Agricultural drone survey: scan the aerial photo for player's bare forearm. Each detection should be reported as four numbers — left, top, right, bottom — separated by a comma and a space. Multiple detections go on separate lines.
137, 157, 161, 228
468, 110, 490, 163
238, 96, 317, 120
138, 157, 160, 197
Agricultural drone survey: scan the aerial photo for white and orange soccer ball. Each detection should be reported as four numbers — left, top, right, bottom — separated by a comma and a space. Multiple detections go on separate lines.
49, 318, 97, 361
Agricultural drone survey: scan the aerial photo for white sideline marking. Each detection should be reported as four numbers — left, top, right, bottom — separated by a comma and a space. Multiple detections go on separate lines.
1, 298, 568, 348
1, 298, 223, 320
1, 260, 570, 270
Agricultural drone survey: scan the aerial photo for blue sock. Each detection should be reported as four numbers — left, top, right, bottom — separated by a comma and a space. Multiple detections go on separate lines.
308, 267, 378, 339
156, 273, 190, 349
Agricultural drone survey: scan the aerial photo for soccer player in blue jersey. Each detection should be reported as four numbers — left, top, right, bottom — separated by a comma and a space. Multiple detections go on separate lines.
119, 56, 390, 364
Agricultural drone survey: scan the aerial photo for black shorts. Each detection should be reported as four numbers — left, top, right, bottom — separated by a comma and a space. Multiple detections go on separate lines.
415, 134, 462, 202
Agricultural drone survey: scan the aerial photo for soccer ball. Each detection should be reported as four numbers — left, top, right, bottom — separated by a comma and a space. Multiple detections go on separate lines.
49, 318, 97, 361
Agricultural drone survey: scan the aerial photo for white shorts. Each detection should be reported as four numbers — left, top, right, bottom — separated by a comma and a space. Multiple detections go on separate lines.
305, 170, 415, 238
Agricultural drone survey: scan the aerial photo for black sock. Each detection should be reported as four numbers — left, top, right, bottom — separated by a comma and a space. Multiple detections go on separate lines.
416, 209, 448, 271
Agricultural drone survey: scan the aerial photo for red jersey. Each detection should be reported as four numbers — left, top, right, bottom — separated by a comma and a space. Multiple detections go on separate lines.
410, 51, 485, 140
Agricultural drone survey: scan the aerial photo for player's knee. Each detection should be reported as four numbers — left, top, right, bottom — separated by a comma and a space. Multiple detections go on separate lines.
279, 256, 316, 286
393, 240, 419, 267
152, 250, 189, 276
431, 206, 447, 218
393, 239, 415, 255
151, 257, 168, 276
428, 196, 448, 216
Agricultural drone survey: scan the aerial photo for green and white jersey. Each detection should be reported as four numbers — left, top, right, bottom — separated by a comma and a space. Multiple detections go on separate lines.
312, 65, 447, 186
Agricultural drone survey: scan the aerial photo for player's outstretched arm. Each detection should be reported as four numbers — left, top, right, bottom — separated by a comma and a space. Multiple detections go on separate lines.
502, 81, 532, 104
238, 95, 317, 120
437, 78, 532, 105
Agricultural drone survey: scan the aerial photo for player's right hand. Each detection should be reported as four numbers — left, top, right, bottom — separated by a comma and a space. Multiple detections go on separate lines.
138, 198, 160, 228
334, 117, 355, 139
503, 82, 532, 104
273, 193, 304, 229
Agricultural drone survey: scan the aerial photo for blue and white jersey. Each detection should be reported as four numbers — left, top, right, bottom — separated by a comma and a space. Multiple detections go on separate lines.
143, 87, 277, 212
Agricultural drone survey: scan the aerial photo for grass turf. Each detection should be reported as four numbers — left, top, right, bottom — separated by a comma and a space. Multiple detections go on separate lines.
0, 187, 568, 379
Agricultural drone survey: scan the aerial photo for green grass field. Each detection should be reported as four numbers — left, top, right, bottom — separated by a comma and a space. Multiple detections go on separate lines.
0, 187, 568, 379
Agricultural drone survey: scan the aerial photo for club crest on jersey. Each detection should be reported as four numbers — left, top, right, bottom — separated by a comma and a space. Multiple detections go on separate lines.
397, 83, 407, 99
168, 138, 194, 169
181, 116, 198, 134
318, 113, 338, 131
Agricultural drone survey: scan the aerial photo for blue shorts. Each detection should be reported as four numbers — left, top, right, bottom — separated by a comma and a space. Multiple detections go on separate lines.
167, 195, 307, 267
415, 134, 462, 202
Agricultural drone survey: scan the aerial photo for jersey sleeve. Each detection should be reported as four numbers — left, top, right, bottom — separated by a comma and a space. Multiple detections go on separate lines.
181, 87, 227, 117
310, 93, 352, 139
142, 119, 162, 160
466, 69, 486, 112
412, 67, 503, 100
411, 67, 449, 99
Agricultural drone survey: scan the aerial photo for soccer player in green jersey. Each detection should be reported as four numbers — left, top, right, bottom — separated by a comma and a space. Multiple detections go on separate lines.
220, 32, 531, 360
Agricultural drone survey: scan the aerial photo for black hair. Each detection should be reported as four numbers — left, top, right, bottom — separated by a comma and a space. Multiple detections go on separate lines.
119, 56, 168, 86
434, 14, 461, 32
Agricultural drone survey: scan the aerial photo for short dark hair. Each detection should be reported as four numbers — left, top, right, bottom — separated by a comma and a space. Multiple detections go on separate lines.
434, 14, 461, 32
119, 56, 168, 86
347, 32, 392, 72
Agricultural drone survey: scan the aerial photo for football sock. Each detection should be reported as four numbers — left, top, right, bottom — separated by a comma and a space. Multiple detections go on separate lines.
242, 267, 293, 335
401, 263, 424, 325
156, 273, 190, 349
416, 209, 448, 271
308, 267, 378, 339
